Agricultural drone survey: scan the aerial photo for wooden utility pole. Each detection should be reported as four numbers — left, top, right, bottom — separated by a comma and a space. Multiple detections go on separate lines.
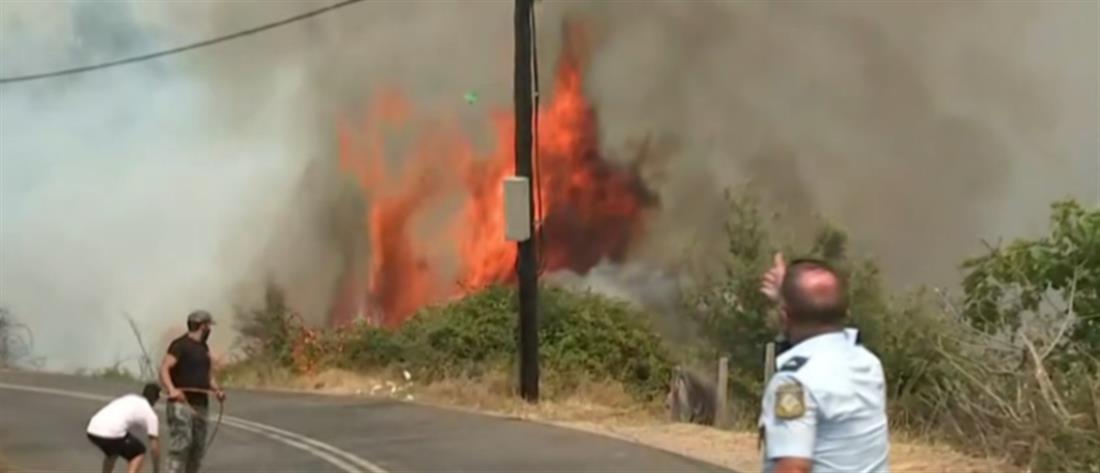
514, 0, 539, 403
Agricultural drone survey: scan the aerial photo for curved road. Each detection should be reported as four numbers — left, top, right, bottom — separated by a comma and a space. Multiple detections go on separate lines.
0, 371, 734, 472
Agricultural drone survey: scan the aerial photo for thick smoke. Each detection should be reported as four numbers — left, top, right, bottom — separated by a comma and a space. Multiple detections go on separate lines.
571, 1, 1099, 286
0, 2, 333, 370
1, 1, 1096, 370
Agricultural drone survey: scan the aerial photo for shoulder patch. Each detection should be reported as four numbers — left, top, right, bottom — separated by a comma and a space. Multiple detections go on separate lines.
778, 356, 809, 373
774, 381, 806, 419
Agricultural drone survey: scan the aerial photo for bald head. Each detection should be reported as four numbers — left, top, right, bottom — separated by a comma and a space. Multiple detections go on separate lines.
780, 259, 848, 325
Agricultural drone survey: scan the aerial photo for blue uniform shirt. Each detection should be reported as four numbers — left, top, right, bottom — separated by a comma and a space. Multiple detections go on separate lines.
759, 329, 890, 473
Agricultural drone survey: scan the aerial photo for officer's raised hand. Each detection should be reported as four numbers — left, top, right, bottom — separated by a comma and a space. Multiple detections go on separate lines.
761, 252, 786, 302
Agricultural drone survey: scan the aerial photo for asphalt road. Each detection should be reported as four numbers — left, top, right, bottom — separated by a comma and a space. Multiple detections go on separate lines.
0, 370, 734, 473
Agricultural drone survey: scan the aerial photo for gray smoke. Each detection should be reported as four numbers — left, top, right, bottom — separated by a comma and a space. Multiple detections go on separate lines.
572, 1, 1099, 287
0, 2, 334, 370
1, 1, 1096, 371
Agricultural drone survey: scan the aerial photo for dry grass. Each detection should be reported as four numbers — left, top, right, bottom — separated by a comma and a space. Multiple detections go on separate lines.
226, 367, 1015, 473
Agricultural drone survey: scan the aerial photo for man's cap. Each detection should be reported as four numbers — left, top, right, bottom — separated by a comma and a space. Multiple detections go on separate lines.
187, 310, 215, 326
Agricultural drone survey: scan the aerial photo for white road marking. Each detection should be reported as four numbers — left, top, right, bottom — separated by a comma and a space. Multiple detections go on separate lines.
0, 381, 388, 473
224, 416, 387, 473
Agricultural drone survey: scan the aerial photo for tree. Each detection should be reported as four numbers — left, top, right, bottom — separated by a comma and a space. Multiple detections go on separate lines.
961, 199, 1100, 365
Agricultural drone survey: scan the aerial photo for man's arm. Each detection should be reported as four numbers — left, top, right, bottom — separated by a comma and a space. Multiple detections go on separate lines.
208, 348, 226, 401
149, 436, 161, 473
772, 458, 812, 473
761, 373, 818, 472
144, 407, 162, 473
160, 351, 183, 401
209, 369, 225, 401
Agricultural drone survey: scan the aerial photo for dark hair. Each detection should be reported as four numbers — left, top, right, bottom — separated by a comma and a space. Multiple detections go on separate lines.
142, 383, 161, 405
187, 321, 201, 331
780, 258, 849, 325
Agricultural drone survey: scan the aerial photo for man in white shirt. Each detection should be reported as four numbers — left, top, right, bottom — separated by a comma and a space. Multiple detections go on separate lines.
86, 383, 162, 473
758, 254, 890, 473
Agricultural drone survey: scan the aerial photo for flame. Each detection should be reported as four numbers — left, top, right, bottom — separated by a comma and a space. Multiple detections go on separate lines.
334, 27, 656, 327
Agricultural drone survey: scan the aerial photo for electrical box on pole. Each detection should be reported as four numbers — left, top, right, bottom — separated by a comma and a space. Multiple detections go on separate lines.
503, 177, 532, 242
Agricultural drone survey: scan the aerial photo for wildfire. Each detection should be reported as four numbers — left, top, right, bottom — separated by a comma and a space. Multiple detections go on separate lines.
334, 27, 656, 327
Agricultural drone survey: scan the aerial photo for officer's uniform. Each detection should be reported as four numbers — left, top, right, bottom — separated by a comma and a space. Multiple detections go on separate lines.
759, 328, 889, 473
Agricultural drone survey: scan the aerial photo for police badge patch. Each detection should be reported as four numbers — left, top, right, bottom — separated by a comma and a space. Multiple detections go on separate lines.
774, 381, 806, 419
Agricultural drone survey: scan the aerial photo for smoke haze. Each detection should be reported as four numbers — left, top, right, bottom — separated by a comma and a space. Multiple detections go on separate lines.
576, 1, 1099, 286
1, 1, 1096, 370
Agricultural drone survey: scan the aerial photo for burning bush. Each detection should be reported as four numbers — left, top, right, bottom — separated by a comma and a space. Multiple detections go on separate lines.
233, 284, 674, 402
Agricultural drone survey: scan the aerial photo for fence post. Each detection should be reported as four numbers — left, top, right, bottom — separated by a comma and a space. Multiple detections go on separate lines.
716, 356, 729, 428
764, 342, 777, 385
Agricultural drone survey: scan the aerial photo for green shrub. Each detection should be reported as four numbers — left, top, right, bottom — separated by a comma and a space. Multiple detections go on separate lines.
235, 284, 675, 402
0, 308, 35, 367
234, 284, 300, 368
941, 199, 1099, 471
539, 285, 673, 399
92, 363, 139, 382
682, 190, 925, 418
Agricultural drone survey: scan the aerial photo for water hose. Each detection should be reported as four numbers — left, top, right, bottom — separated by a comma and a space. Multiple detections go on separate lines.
175, 388, 226, 455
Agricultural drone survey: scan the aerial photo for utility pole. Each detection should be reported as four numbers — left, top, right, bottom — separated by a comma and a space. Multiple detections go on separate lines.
513, 0, 539, 403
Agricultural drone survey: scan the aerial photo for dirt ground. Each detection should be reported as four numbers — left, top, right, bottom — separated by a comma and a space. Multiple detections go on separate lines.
231, 368, 1018, 473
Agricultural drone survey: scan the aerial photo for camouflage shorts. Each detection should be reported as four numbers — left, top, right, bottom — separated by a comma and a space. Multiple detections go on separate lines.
165, 402, 208, 473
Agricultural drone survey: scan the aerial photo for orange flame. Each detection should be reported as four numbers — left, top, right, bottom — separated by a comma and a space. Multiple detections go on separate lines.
334, 27, 656, 327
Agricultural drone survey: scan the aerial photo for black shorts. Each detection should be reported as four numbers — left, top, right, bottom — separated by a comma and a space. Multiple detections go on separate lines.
86, 433, 146, 460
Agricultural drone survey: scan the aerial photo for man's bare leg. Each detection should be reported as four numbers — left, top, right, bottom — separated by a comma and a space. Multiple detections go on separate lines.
126, 454, 145, 473
101, 455, 117, 473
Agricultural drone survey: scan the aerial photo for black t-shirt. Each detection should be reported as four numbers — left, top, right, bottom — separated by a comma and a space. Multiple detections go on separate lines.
167, 334, 211, 407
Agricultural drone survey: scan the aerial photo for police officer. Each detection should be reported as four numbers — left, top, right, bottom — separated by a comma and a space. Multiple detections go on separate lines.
758, 254, 889, 473
159, 310, 226, 473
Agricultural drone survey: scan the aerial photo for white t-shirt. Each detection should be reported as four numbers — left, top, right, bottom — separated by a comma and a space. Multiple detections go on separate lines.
86, 394, 159, 439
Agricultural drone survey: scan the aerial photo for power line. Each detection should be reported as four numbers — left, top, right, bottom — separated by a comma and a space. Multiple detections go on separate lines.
0, 0, 364, 85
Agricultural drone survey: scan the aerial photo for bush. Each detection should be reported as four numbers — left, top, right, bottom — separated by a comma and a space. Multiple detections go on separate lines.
682, 191, 925, 416
92, 363, 140, 382
937, 199, 1100, 471
234, 284, 301, 368
236, 284, 675, 402
0, 308, 37, 368
686, 190, 1099, 471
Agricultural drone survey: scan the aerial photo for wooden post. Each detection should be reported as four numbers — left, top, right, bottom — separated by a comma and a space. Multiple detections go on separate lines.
716, 356, 729, 428
513, 0, 539, 403
764, 342, 777, 385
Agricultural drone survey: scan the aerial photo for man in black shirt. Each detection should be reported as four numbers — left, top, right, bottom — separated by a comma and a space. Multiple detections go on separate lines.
160, 310, 225, 473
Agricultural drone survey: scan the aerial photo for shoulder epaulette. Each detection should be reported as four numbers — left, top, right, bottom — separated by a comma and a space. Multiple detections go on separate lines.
778, 356, 809, 373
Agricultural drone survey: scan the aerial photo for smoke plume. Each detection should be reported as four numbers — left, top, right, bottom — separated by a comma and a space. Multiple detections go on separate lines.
573, 1, 1099, 286
0, 1, 1096, 370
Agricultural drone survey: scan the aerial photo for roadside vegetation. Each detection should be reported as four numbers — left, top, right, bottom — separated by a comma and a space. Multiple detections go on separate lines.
227, 191, 1098, 472
228, 284, 674, 404
76, 363, 142, 382
0, 308, 38, 369
687, 192, 1098, 472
